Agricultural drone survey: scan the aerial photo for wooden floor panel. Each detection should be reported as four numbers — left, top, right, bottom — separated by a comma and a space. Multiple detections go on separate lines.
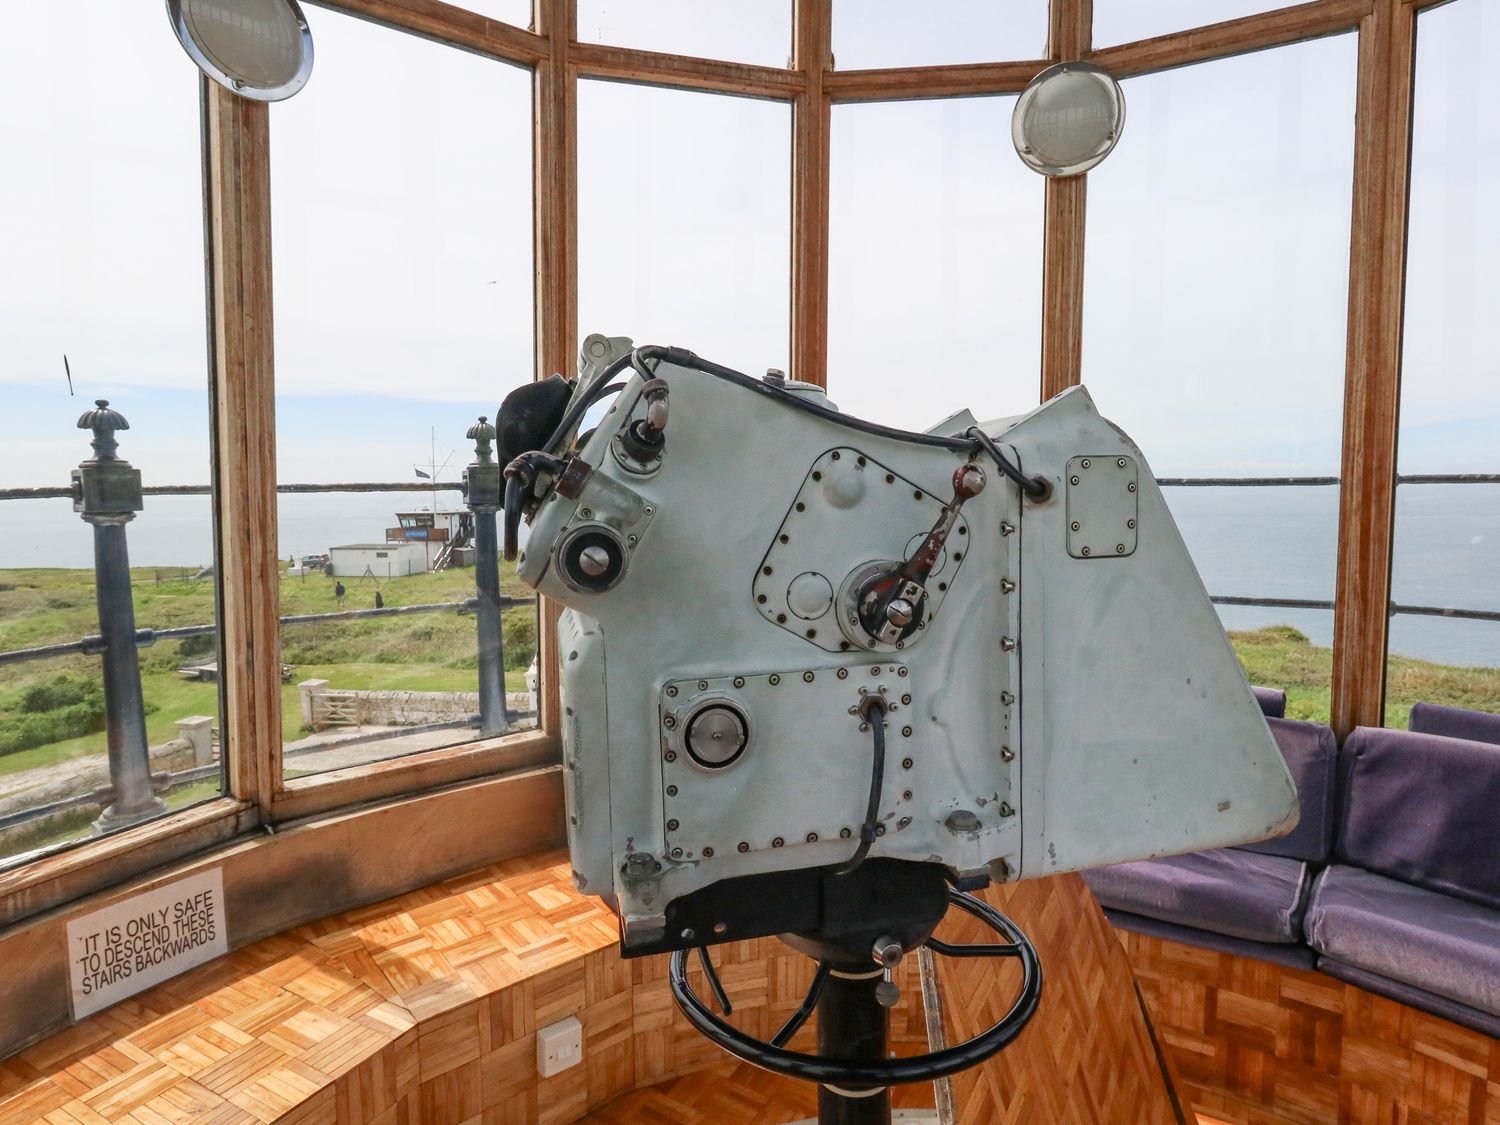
1120, 927, 1500, 1125
582, 1061, 1235, 1125
0, 849, 1186, 1124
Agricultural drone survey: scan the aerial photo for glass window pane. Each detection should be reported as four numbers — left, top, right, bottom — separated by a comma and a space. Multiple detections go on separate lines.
1387, 0, 1500, 722
828, 97, 1043, 429
1092, 2, 1302, 50
1082, 37, 1358, 723
461, 0, 532, 29
271, 9, 538, 778
833, 0, 1048, 69
578, 81, 791, 376
0, 3, 222, 864
577, 1, 790, 67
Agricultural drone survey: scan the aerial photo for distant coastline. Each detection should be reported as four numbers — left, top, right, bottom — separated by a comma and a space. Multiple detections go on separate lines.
2, 485, 1497, 668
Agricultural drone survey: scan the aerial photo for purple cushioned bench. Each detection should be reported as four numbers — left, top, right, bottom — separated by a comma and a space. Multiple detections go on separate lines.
1408, 701, 1500, 747
1304, 725, 1500, 1036
1085, 713, 1334, 967
1252, 686, 1287, 719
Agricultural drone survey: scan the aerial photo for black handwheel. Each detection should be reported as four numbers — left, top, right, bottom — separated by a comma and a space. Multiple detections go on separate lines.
668, 887, 1042, 1088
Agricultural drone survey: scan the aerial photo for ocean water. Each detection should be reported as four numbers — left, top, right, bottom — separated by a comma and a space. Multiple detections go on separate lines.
2, 484, 1497, 668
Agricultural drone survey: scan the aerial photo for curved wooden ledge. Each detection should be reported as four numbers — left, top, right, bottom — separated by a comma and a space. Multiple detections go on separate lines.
0, 852, 1185, 1124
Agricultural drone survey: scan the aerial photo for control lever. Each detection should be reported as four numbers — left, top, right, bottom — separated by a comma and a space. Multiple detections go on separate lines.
855, 464, 986, 645
616, 378, 670, 465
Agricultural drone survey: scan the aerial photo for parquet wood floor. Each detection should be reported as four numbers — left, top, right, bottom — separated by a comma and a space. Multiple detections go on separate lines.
935, 877, 1186, 1125
1120, 928, 1500, 1125
0, 849, 1185, 1124
582, 1062, 1233, 1125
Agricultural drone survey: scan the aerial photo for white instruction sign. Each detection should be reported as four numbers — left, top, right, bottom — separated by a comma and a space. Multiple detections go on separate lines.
66, 867, 228, 1019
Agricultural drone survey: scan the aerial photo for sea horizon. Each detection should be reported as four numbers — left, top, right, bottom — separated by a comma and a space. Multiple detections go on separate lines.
2, 484, 1496, 670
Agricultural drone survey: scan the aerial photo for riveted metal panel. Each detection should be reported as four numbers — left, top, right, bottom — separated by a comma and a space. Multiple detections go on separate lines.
752, 447, 970, 654
659, 664, 923, 860
1064, 454, 1138, 559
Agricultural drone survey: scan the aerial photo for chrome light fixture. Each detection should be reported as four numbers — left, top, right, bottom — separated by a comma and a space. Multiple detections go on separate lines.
166, 0, 314, 101
1012, 61, 1125, 177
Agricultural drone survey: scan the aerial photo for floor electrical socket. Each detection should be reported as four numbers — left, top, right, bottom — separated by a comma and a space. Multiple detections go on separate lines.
536, 1015, 583, 1077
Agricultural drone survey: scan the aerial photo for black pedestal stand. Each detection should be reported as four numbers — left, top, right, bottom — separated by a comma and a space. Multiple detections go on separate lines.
667, 883, 1043, 1125
816, 965, 892, 1125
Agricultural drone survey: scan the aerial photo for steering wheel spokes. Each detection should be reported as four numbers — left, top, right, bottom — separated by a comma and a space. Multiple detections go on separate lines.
668, 888, 1042, 1089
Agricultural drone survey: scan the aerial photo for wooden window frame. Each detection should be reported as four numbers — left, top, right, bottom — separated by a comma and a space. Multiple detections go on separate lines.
0, 0, 1442, 922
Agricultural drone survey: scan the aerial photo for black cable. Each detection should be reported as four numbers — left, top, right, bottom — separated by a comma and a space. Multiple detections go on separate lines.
629, 348, 659, 385
833, 699, 888, 877
501, 475, 525, 561
965, 426, 1051, 501
501, 451, 569, 561
541, 348, 635, 453
633, 345, 979, 453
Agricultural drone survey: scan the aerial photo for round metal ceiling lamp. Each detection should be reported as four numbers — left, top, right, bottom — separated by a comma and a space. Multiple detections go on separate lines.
1012, 62, 1126, 177
166, 0, 314, 102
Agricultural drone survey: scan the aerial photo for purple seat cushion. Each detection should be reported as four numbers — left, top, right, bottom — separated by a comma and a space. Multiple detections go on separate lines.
1306, 865, 1500, 1019
1082, 849, 1307, 944
1240, 718, 1336, 863
1103, 908, 1316, 970
1252, 686, 1287, 719
1409, 702, 1500, 748
1318, 957, 1500, 1039
1337, 727, 1500, 910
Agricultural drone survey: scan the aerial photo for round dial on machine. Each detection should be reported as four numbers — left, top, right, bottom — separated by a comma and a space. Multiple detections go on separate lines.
684, 704, 749, 769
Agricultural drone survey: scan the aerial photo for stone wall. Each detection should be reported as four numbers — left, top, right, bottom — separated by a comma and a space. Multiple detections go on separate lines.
0, 716, 218, 853
300, 680, 532, 730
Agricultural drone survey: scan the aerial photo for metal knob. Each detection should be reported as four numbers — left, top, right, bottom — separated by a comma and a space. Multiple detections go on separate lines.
953, 463, 987, 499
578, 545, 611, 577
872, 935, 904, 969
886, 597, 915, 628
763, 368, 787, 387
685, 704, 749, 768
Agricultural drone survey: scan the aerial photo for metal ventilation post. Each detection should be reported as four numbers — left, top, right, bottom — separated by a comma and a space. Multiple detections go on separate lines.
72, 400, 167, 833
464, 415, 510, 737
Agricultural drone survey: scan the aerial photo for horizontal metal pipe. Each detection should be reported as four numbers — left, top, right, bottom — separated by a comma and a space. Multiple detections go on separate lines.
277, 597, 533, 627
1389, 603, 1500, 624
1212, 595, 1500, 626
0, 481, 464, 501
6, 474, 1499, 504
0, 638, 105, 666
1156, 477, 1341, 487
1210, 595, 1335, 611
1395, 474, 1500, 485
0, 598, 537, 666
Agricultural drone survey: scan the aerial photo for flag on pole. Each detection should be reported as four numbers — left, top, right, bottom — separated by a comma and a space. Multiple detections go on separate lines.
415, 468, 431, 479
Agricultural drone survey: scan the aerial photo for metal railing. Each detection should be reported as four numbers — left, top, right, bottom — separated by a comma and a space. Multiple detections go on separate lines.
4, 409, 1497, 846
1158, 473, 1500, 626
0, 598, 537, 668
0, 404, 532, 844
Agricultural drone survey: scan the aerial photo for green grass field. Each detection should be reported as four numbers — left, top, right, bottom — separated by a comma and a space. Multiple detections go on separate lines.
0, 565, 537, 779
3, 566, 1497, 793
1229, 623, 1500, 728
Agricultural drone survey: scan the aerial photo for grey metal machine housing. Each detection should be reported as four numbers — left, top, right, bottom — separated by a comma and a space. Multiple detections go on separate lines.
513, 336, 1297, 956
